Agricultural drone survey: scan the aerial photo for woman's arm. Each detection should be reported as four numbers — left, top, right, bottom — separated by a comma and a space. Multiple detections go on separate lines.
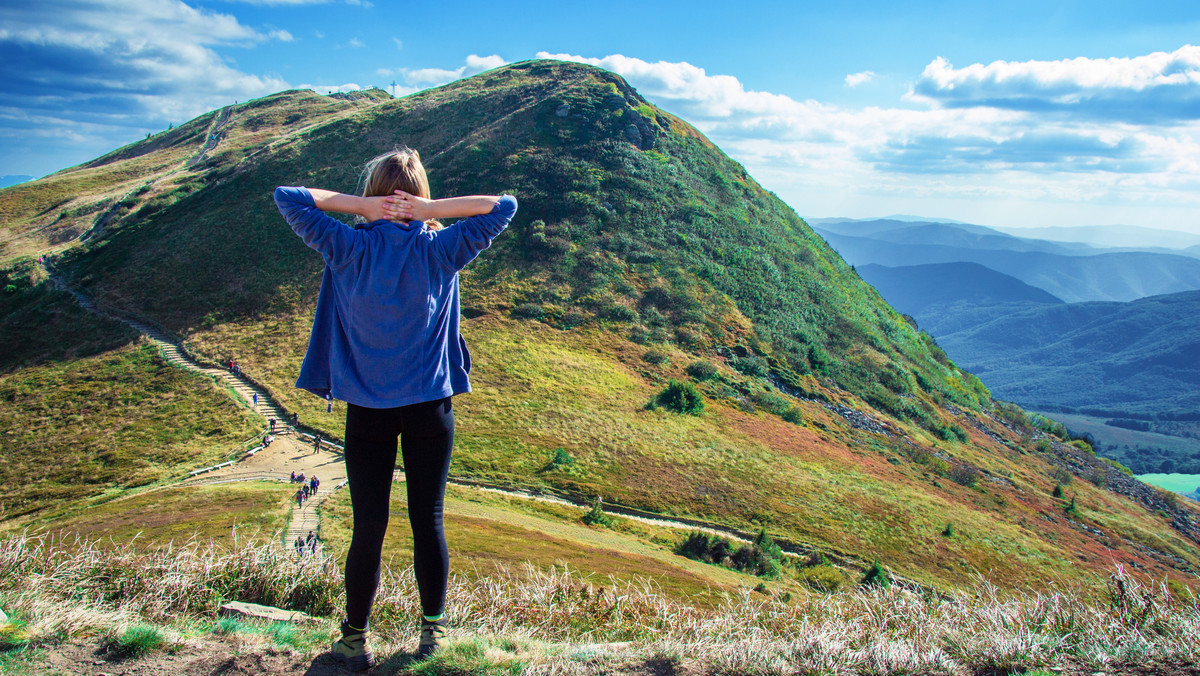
307, 188, 398, 222
384, 191, 500, 222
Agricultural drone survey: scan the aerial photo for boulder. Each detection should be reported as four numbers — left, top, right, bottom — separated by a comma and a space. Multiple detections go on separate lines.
219, 601, 311, 624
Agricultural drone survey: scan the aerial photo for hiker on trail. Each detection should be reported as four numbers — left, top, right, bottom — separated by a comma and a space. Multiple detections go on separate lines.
274, 147, 516, 667
253, 392, 258, 407
291, 471, 297, 482
307, 530, 315, 544
314, 435, 322, 454
292, 412, 299, 427
270, 417, 276, 432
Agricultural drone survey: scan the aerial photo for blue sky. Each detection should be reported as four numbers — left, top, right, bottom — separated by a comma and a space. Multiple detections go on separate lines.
4, 0, 1200, 233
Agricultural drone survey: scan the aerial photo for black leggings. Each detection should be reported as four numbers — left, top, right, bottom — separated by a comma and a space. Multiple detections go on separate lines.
343, 397, 454, 629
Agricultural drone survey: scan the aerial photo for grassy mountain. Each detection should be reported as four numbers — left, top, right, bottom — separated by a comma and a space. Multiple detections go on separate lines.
816, 226, 1200, 303
2, 60, 1199, 596
937, 290, 1200, 418
857, 262, 1063, 320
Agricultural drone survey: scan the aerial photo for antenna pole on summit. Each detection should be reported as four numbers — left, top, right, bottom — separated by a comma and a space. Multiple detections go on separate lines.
390, 80, 397, 96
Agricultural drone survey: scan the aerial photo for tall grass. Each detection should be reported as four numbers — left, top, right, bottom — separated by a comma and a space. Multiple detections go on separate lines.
0, 532, 1197, 673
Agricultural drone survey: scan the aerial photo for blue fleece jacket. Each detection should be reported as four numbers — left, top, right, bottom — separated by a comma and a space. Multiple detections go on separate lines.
274, 187, 517, 408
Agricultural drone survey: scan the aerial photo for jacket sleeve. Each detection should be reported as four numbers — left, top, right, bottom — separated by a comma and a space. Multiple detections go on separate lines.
428, 195, 518, 272
274, 186, 361, 269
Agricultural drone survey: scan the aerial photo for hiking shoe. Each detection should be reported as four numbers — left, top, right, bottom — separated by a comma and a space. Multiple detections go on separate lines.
331, 620, 375, 672
417, 619, 448, 659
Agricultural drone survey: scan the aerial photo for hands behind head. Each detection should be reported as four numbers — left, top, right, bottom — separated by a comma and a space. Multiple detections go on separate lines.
381, 190, 434, 223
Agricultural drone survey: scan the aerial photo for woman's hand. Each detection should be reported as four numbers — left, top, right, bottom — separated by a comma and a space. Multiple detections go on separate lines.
385, 190, 436, 222
357, 195, 397, 223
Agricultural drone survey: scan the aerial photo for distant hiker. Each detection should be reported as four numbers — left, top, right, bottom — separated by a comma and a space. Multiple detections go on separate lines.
310, 476, 318, 491
292, 412, 299, 427
274, 147, 516, 667
327, 392, 333, 414
291, 471, 297, 482
253, 392, 258, 407
307, 530, 315, 544
270, 417, 276, 432
314, 435, 322, 453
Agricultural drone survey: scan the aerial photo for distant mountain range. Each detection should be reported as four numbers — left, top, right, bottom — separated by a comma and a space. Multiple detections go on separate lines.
834, 216, 1200, 421
817, 221, 1200, 303
994, 224, 1200, 250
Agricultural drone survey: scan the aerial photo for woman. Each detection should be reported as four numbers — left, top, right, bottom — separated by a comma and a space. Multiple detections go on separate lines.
274, 147, 517, 669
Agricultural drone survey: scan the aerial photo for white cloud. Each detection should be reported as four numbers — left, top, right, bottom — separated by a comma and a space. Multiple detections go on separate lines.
268, 29, 294, 42
347, 37, 364, 48
399, 54, 507, 87
376, 68, 393, 77
299, 82, 364, 94
392, 37, 403, 50
844, 71, 875, 87
314, 30, 325, 38
909, 45, 1200, 123
534, 51, 1200, 226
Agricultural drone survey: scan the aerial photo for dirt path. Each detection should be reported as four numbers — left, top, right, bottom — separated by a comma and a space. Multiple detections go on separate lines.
52, 279, 891, 578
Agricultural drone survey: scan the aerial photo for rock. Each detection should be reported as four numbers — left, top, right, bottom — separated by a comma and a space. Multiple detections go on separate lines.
556, 104, 570, 117
219, 601, 311, 624
624, 123, 642, 147
0, 608, 6, 622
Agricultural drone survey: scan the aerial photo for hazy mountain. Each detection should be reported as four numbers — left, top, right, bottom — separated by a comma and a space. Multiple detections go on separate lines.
857, 262, 1063, 334
819, 229, 1200, 303
936, 290, 1200, 416
995, 224, 1200, 250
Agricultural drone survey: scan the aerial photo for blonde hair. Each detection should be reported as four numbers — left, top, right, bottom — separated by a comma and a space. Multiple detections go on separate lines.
360, 147, 441, 229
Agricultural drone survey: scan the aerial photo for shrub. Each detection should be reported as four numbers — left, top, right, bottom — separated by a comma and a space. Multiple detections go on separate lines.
730, 355, 769, 377
686, 360, 718, 381
1051, 467, 1073, 486
643, 349, 669, 365
860, 559, 891, 589
949, 463, 979, 488
674, 326, 702, 349
751, 390, 791, 417
545, 447, 575, 472
598, 303, 637, 323
656, 379, 704, 415
781, 406, 803, 424
628, 325, 649, 344
942, 523, 954, 537
675, 529, 782, 578
512, 303, 544, 320
3, 284, 16, 294
581, 499, 614, 527
796, 564, 846, 592
1052, 484, 1065, 498
1064, 495, 1078, 514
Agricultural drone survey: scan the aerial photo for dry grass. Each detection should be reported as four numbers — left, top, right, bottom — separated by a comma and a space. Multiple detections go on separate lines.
0, 532, 1197, 674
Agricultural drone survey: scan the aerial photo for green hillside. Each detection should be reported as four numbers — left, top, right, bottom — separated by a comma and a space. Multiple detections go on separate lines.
1, 60, 1198, 595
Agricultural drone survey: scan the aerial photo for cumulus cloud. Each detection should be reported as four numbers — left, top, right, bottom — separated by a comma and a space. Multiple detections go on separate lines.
399, 54, 507, 87
909, 45, 1200, 123
845, 71, 875, 87
0, 0, 287, 127
533, 51, 1200, 218
268, 28, 294, 42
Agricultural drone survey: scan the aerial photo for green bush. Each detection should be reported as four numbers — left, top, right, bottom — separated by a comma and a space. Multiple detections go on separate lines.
581, 499, 614, 527
730, 355, 769, 377
675, 528, 782, 578
512, 303, 544, 320
860, 559, 891, 589
781, 406, 803, 424
751, 390, 790, 417
686, 360, 719, 381
545, 447, 575, 472
942, 522, 954, 537
1052, 484, 1065, 498
796, 564, 846, 592
655, 379, 704, 415
643, 349, 669, 365
598, 303, 637, 323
